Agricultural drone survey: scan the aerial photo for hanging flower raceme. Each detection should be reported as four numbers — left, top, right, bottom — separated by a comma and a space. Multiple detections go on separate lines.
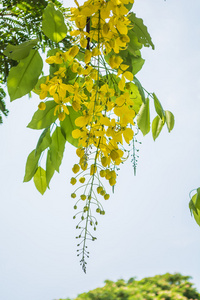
35, 0, 141, 272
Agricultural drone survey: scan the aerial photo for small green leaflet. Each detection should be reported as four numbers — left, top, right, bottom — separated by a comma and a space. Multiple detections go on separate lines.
42, 3, 67, 43
35, 127, 51, 156
165, 110, 175, 132
137, 98, 150, 135
129, 13, 155, 49
131, 55, 145, 75
124, 2, 133, 11
189, 193, 200, 227
23, 149, 40, 182
46, 150, 56, 188
133, 77, 146, 104
153, 93, 165, 121
27, 100, 57, 130
49, 126, 66, 172
152, 115, 164, 141
194, 188, 200, 210
33, 167, 47, 195
3, 39, 38, 61
189, 196, 198, 215
60, 106, 81, 148
7, 49, 43, 101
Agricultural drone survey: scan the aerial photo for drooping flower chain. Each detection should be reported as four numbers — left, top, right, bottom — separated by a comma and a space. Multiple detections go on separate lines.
38, 0, 138, 272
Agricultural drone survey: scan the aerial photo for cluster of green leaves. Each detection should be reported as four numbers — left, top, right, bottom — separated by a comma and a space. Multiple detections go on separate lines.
137, 93, 174, 140
2, 2, 76, 193
24, 102, 80, 194
60, 273, 200, 300
0, 0, 70, 123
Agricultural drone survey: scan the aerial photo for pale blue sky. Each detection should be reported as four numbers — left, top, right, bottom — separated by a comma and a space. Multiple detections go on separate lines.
1, 0, 200, 299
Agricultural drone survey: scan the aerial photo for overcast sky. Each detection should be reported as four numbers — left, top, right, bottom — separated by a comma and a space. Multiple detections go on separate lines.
1, 0, 200, 299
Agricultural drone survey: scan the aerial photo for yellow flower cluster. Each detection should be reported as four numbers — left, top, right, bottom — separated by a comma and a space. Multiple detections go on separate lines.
71, 0, 134, 55
72, 84, 135, 166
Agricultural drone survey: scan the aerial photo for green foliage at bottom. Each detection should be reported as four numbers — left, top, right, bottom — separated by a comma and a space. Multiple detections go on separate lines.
60, 273, 200, 300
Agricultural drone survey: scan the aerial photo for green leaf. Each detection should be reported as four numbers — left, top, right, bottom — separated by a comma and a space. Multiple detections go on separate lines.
7, 49, 43, 101
165, 110, 175, 132
46, 150, 56, 188
189, 197, 198, 215
194, 188, 200, 210
129, 13, 155, 49
60, 106, 81, 147
118, 50, 145, 75
23, 149, 40, 182
42, 3, 67, 43
193, 210, 200, 226
127, 30, 142, 55
152, 115, 164, 141
189, 193, 200, 227
153, 93, 165, 121
124, 2, 133, 11
27, 100, 57, 130
190, 194, 200, 227
33, 167, 47, 195
137, 98, 150, 135
133, 77, 146, 104
35, 127, 51, 156
3, 39, 38, 61
49, 126, 66, 172
131, 56, 145, 75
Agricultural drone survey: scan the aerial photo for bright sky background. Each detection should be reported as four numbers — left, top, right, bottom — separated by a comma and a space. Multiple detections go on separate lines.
1, 0, 200, 299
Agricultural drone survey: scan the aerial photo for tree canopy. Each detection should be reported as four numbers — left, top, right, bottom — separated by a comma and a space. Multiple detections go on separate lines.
60, 273, 200, 300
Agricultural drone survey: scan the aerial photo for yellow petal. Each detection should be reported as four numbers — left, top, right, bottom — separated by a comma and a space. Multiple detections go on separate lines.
84, 50, 92, 64
68, 45, 79, 58
124, 71, 134, 81
62, 105, 69, 115
118, 76, 126, 91
123, 127, 134, 144
72, 129, 81, 139
75, 115, 90, 127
